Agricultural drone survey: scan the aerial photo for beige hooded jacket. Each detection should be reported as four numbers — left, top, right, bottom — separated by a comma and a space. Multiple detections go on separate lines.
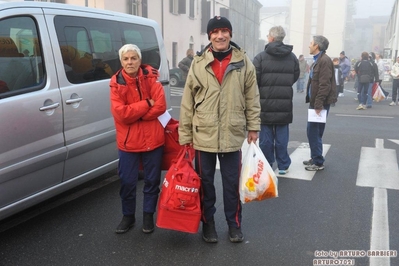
178, 42, 260, 153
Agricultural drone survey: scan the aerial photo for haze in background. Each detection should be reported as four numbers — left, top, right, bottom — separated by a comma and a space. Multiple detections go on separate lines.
258, 0, 395, 18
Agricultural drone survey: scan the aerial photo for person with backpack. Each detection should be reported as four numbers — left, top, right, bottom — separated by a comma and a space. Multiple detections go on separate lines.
354, 52, 379, 110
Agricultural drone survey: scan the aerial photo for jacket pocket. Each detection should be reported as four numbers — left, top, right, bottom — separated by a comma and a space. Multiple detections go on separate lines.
228, 111, 246, 147
192, 111, 218, 148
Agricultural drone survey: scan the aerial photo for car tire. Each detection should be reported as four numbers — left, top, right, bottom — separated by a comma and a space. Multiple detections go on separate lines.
170, 75, 179, 87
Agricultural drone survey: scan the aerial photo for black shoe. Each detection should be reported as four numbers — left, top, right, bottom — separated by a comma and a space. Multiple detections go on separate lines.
303, 159, 313, 166
115, 215, 135, 234
305, 164, 325, 171
228, 226, 244, 243
142, 212, 154, 234
202, 220, 218, 243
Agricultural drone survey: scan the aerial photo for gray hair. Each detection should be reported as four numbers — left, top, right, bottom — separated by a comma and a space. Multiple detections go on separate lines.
119, 44, 142, 61
313, 35, 329, 51
269, 26, 286, 42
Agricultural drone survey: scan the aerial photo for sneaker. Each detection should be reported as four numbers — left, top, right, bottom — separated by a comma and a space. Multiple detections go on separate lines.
338, 93, 344, 97
356, 104, 366, 110
389, 101, 396, 106
115, 215, 135, 234
228, 226, 244, 243
202, 220, 218, 243
142, 212, 154, 234
278, 169, 289, 175
303, 159, 313, 166
305, 164, 325, 171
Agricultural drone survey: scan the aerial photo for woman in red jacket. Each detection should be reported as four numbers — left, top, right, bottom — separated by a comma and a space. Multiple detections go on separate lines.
110, 44, 166, 234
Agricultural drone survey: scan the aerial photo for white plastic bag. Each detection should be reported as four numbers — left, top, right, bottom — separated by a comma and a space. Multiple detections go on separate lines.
239, 142, 278, 203
372, 84, 386, 102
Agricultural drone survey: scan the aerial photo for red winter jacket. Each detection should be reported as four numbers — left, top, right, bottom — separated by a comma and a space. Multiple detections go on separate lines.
110, 65, 166, 152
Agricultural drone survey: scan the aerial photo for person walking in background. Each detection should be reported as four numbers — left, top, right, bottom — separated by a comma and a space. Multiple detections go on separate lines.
179, 16, 260, 244
339, 51, 351, 96
178, 48, 194, 82
110, 44, 166, 234
304, 35, 337, 171
354, 52, 377, 110
375, 53, 385, 85
366, 52, 379, 108
389, 56, 399, 106
332, 57, 343, 107
253, 25, 299, 175
297, 54, 309, 93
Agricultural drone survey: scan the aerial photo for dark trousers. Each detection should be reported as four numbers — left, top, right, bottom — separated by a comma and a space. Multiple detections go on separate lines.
118, 146, 163, 216
195, 150, 242, 228
392, 79, 399, 102
307, 105, 330, 166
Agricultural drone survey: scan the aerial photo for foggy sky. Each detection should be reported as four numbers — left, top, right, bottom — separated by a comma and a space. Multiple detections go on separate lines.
258, 0, 395, 18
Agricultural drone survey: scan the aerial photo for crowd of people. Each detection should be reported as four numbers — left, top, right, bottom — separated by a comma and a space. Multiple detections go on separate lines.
109, 16, 397, 245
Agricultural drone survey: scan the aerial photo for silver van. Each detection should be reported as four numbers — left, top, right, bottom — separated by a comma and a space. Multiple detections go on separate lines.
0, 1, 171, 221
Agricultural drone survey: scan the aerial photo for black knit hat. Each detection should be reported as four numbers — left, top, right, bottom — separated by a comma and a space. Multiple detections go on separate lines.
206, 16, 232, 40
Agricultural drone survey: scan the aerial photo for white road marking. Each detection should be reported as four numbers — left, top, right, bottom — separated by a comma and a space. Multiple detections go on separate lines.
388, 139, 399, 145
357, 139, 392, 266
274, 143, 330, 180
370, 188, 390, 266
356, 147, 399, 190
335, 114, 394, 119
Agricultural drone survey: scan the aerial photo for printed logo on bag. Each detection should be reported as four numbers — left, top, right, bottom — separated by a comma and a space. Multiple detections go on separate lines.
175, 184, 199, 193
163, 178, 169, 188
245, 160, 264, 191
252, 160, 264, 183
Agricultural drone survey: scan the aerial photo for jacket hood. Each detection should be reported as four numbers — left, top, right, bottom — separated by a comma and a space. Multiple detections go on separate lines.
264, 41, 293, 57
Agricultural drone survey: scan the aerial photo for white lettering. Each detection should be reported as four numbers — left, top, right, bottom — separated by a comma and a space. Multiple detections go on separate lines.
175, 184, 199, 193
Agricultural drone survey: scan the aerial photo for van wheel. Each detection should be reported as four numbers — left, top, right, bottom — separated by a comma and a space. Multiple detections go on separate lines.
170, 75, 179, 87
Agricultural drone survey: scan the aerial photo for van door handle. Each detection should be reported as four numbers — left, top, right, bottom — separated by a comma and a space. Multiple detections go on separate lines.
160, 80, 169, 86
39, 102, 60, 111
65, 98, 83, 105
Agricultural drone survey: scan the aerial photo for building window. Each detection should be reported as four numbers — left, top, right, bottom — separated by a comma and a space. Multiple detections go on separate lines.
189, 0, 194, 18
130, 0, 138, 16
170, 0, 186, 15
220, 7, 229, 18
172, 42, 178, 68
201, 0, 211, 34
142, 0, 148, 18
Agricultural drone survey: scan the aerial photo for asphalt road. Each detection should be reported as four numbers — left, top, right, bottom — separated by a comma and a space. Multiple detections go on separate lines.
1, 81, 398, 266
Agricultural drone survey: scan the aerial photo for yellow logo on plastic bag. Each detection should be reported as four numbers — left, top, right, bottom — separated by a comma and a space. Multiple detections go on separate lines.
245, 177, 256, 192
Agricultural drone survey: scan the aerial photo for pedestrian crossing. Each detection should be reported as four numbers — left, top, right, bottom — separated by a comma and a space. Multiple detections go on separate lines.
170, 87, 184, 96
232, 139, 399, 190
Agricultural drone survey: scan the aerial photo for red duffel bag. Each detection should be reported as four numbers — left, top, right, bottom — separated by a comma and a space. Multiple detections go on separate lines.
162, 118, 183, 170
139, 118, 183, 171
156, 145, 201, 233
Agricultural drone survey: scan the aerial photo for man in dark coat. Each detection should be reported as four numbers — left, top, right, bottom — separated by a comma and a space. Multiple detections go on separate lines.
303, 35, 337, 171
253, 25, 299, 175
178, 48, 194, 81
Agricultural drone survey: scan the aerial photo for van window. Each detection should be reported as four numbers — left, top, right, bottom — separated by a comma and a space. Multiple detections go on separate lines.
0, 16, 45, 97
54, 16, 161, 84
120, 22, 161, 69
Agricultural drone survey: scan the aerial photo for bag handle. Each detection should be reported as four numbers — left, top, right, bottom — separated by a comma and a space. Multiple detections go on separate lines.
174, 145, 195, 169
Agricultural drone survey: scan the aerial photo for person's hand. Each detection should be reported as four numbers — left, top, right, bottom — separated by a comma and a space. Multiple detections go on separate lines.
247, 131, 258, 144
149, 99, 154, 106
315, 108, 322, 115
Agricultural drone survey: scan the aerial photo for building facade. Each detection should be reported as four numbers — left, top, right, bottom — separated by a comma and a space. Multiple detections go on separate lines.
31, 0, 262, 68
